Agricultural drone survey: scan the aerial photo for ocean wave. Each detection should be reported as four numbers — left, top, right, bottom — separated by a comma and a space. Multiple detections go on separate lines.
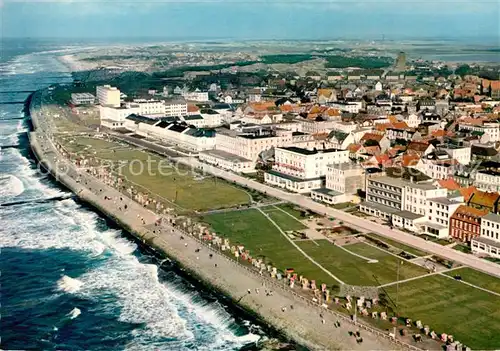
67, 307, 82, 320
57, 275, 84, 293
0, 174, 25, 197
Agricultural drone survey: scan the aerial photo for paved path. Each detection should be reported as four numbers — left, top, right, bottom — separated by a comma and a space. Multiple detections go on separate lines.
379, 267, 463, 288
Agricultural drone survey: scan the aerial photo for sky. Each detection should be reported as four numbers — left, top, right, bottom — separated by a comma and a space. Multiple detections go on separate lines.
0, 0, 499, 41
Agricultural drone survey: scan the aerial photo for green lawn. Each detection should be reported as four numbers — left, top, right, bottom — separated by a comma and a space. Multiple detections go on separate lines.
261, 207, 307, 231
60, 137, 251, 211
297, 241, 428, 286
443, 267, 500, 294
202, 209, 338, 286
384, 275, 500, 350
273, 203, 309, 219
365, 233, 428, 257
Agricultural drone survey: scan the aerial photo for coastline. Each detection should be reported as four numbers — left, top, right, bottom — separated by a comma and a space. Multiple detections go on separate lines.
26, 91, 408, 351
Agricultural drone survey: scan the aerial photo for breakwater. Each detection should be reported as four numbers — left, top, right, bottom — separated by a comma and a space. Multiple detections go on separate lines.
27, 92, 408, 351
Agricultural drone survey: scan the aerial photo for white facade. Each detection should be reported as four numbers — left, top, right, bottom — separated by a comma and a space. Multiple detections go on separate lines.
474, 213, 500, 258
440, 146, 471, 165
474, 170, 500, 193
134, 99, 165, 116
404, 183, 447, 216
416, 159, 454, 180
326, 163, 365, 195
273, 147, 349, 180
96, 85, 121, 107
265, 147, 349, 193
182, 91, 209, 102
164, 100, 188, 117
99, 105, 140, 123
300, 120, 340, 134
459, 122, 500, 142
330, 101, 363, 113
71, 93, 95, 105
198, 149, 253, 173
422, 197, 463, 239
215, 128, 294, 166
403, 113, 420, 128
125, 120, 215, 152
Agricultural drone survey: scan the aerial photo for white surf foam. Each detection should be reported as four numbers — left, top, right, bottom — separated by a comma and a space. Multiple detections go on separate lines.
57, 275, 83, 293
0, 174, 25, 197
67, 307, 81, 320
0, 184, 259, 349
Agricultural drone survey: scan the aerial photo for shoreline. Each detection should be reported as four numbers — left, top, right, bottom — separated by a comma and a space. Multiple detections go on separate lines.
26, 91, 410, 351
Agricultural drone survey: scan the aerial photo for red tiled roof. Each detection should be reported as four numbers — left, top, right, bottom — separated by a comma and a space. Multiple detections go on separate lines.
452, 205, 488, 219
437, 178, 461, 191
361, 133, 384, 143
459, 186, 476, 202
402, 154, 420, 167
407, 141, 429, 153
469, 189, 500, 208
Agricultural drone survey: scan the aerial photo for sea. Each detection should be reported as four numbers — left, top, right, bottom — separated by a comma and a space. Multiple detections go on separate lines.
0, 39, 267, 350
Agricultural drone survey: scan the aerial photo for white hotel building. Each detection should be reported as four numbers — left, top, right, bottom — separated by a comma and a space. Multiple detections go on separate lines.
96, 85, 121, 107
214, 127, 294, 167
265, 146, 349, 193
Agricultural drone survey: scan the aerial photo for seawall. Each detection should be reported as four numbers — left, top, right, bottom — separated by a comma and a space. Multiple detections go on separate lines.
26, 92, 409, 351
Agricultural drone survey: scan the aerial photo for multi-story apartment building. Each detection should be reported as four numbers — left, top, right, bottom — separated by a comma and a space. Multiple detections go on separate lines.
96, 85, 121, 107
198, 149, 254, 174
164, 99, 188, 117
403, 182, 447, 216
473, 212, 500, 258
133, 99, 165, 116
361, 174, 450, 233
474, 170, 500, 193
265, 146, 349, 193
360, 175, 405, 220
99, 104, 140, 129
330, 101, 364, 113
449, 205, 488, 242
215, 126, 294, 167
311, 163, 365, 204
420, 195, 464, 239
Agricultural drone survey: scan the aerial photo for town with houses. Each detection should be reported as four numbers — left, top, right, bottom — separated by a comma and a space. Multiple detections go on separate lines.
69, 54, 500, 262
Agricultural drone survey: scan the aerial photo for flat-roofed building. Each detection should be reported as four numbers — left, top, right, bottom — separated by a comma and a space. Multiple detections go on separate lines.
198, 149, 253, 173
311, 162, 364, 204
421, 195, 464, 239
265, 146, 349, 193
96, 85, 120, 107
474, 212, 500, 258
215, 126, 294, 167
164, 99, 188, 117
474, 169, 500, 193
71, 92, 95, 105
